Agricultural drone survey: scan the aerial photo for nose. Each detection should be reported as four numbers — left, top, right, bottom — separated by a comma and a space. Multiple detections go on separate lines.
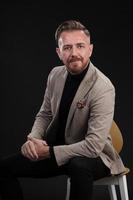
71, 46, 78, 57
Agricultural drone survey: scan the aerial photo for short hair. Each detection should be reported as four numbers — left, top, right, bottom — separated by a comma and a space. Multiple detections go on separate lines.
55, 20, 91, 45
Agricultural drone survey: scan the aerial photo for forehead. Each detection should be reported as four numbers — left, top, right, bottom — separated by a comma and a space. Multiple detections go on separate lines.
58, 30, 90, 45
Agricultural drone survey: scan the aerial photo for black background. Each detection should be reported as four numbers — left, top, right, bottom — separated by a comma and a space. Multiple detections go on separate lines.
1, 2, 133, 199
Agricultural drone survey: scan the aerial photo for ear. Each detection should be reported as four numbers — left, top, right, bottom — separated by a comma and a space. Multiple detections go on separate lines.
56, 47, 62, 60
89, 44, 93, 57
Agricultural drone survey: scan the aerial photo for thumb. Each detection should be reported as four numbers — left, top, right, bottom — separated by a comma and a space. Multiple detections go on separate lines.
28, 136, 48, 146
42, 140, 48, 146
27, 136, 38, 144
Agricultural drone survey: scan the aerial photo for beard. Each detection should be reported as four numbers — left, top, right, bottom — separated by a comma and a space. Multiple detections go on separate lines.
66, 61, 87, 74
65, 56, 89, 74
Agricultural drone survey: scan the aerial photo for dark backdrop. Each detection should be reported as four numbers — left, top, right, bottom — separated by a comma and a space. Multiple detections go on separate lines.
1, 2, 133, 200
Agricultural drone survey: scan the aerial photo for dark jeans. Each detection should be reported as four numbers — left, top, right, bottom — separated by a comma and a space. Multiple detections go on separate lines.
0, 152, 110, 200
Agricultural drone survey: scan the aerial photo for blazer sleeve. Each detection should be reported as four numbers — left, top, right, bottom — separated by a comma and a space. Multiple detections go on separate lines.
28, 71, 53, 139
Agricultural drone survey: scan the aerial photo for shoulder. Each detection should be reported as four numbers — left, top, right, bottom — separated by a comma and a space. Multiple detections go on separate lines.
46, 65, 67, 84
90, 62, 115, 90
49, 65, 66, 76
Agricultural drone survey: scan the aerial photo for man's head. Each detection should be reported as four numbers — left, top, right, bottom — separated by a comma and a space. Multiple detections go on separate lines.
55, 20, 93, 74
55, 20, 91, 45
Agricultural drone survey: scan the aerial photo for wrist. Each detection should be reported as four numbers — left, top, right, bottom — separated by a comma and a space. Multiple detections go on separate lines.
45, 146, 50, 158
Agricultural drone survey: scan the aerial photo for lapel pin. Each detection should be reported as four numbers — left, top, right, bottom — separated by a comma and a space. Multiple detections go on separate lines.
77, 100, 86, 109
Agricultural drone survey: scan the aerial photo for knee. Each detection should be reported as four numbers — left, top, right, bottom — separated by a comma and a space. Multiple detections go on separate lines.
67, 157, 92, 176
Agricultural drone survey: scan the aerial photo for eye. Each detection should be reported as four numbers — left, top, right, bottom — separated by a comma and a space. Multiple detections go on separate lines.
63, 46, 72, 51
77, 44, 84, 48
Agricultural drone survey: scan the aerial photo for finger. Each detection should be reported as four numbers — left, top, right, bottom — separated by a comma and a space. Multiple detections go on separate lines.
21, 145, 32, 160
27, 141, 38, 160
21, 143, 29, 157
28, 141, 38, 159
21, 145, 26, 156
22, 141, 38, 160
42, 140, 48, 146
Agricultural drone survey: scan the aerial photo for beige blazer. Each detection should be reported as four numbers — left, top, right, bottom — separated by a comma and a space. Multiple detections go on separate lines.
30, 62, 125, 175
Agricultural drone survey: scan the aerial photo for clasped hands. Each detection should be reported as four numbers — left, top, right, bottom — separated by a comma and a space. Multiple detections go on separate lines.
21, 136, 50, 161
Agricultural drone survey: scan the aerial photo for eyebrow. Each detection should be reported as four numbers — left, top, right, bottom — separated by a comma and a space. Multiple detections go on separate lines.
63, 42, 85, 46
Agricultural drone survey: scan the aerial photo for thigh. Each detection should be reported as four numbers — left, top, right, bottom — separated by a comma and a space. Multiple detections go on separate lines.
66, 156, 110, 180
0, 152, 65, 178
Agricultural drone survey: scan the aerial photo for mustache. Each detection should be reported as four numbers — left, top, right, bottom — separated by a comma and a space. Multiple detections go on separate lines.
68, 57, 82, 63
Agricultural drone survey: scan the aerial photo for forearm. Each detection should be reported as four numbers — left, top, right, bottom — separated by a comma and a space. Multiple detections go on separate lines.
29, 102, 53, 139
29, 116, 52, 139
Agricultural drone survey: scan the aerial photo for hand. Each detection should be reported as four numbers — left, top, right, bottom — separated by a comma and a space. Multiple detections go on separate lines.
21, 137, 49, 161
21, 138, 38, 161
28, 137, 50, 160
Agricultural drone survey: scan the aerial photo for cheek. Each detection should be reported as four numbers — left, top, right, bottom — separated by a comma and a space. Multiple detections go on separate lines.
84, 49, 92, 58
61, 53, 69, 62
81, 52, 89, 60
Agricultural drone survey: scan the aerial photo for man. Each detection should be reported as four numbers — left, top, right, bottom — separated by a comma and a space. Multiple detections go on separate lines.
0, 20, 125, 200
